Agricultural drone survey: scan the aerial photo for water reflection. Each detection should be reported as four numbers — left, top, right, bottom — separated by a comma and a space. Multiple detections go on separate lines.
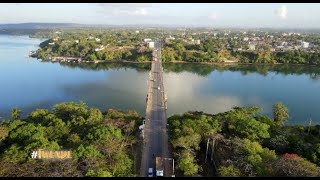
61, 68, 149, 116
1, 35, 320, 126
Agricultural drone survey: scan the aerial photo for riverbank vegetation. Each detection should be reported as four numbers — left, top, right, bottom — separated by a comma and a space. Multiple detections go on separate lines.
162, 39, 320, 65
0, 102, 143, 177
1, 101, 319, 177
35, 31, 154, 62
168, 103, 320, 177
35, 33, 320, 65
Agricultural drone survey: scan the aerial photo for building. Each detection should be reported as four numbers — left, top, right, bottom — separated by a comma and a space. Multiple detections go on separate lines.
281, 42, 288, 47
147, 41, 155, 49
48, 42, 55, 45
95, 45, 105, 52
165, 36, 175, 44
248, 43, 256, 51
144, 38, 152, 42
194, 39, 200, 45
95, 38, 101, 42
135, 30, 140, 34
301, 41, 309, 48
75, 40, 79, 44
243, 37, 249, 41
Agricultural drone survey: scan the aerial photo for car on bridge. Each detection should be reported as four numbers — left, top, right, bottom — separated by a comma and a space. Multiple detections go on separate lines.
148, 168, 153, 177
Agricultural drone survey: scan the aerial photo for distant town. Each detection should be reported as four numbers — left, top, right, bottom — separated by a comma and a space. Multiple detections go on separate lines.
22, 26, 320, 65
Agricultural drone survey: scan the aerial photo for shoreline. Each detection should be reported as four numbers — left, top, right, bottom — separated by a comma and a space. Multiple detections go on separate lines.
34, 56, 319, 67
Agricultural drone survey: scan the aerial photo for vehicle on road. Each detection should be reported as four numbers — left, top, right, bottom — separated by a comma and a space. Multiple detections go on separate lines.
148, 168, 153, 177
155, 156, 164, 177
158, 86, 160, 90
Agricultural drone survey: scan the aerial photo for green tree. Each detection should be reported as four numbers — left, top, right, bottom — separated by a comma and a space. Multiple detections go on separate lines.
273, 102, 289, 127
112, 153, 134, 177
218, 164, 241, 177
0, 126, 9, 142
73, 144, 102, 160
11, 107, 21, 120
176, 150, 201, 176
235, 118, 270, 141
268, 135, 289, 154
86, 168, 113, 177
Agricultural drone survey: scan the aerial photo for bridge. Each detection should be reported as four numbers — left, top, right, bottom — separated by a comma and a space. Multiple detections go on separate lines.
140, 42, 173, 177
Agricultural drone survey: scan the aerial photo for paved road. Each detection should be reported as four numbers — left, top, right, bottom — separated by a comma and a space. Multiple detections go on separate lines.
140, 42, 171, 177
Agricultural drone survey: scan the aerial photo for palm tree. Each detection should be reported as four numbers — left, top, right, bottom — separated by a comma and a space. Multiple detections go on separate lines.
11, 107, 21, 120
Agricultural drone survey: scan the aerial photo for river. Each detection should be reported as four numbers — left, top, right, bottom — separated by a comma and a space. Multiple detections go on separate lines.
0, 35, 319, 125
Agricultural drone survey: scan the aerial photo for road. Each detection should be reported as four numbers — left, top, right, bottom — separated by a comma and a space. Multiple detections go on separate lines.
140, 42, 172, 177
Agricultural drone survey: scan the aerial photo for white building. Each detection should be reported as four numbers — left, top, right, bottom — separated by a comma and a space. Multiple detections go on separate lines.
48, 42, 55, 45
135, 30, 140, 34
301, 41, 309, 48
95, 45, 105, 52
144, 38, 152, 42
147, 41, 155, 49
194, 40, 201, 45
95, 38, 101, 42
75, 40, 79, 44
248, 43, 256, 51
281, 42, 288, 47
53, 37, 59, 41
168, 36, 175, 40
243, 37, 249, 41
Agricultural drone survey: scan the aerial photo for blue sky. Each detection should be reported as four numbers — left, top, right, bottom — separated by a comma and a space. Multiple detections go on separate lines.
1, 3, 320, 28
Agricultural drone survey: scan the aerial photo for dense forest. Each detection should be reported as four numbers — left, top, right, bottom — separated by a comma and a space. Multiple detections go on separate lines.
168, 103, 320, 176
1, 101, 320, 176
0, 102, 143, 177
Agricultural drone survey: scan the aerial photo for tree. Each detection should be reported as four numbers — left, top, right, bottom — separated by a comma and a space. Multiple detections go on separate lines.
218, 164, 241, 177
235, 118, 270, 141
268, 135, 289, 154
232, 138, 276, 176
28, 109, 49, 125
11, 107, 21, 120
0, 126, 8, 142
273, 155, 320, 176
273, 102, 289, 128
112, 153, 134, 177
176, 150, 202, 176
73, 144, 102, 160
86, 168, 112, 177
306, 143, 320, 165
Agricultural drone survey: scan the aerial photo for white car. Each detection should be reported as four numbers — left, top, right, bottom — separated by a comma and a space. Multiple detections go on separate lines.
148, 168, 153, 177
158, 87, 160, 90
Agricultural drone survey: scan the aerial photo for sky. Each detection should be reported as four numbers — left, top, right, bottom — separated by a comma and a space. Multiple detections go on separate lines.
1, 3, 320, 28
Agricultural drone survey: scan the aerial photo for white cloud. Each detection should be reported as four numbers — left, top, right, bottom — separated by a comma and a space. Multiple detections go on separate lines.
209, 12, 218, 20
120, 8, 148, 16
98, 3, 150, 9
276, 5, 288, 19
98, 3, 151, 16
133, 8, 148, 16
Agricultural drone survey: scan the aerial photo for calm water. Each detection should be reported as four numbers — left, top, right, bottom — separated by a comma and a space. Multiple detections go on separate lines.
1, 35, 320, 125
